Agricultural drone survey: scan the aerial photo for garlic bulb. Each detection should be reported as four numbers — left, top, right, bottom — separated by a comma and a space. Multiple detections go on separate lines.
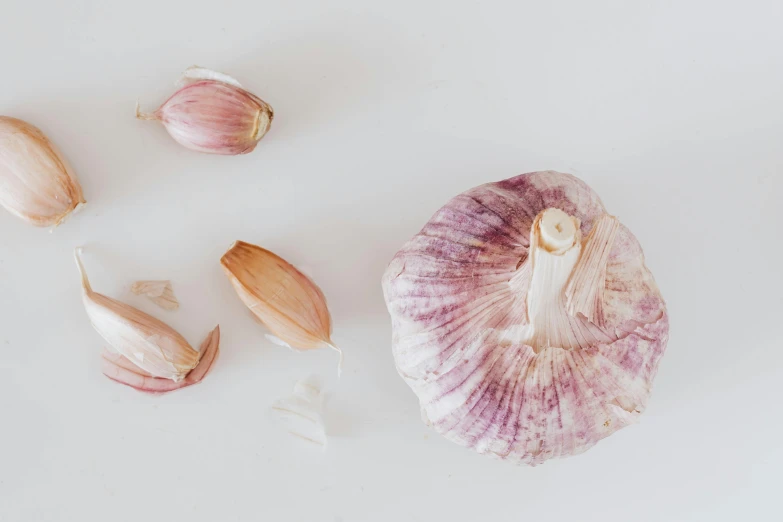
0, 116, 85, 226
75, 249, 220, 391
382, 171, 669, 465
136, 66, 273, 155
221, 241, 341, 361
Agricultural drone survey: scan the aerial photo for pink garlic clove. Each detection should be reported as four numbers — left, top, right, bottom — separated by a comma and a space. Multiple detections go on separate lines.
136, 67, 273, 155
101, 326, 221, 394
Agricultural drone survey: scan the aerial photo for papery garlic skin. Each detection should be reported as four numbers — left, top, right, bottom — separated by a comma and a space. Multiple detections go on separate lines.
137, 67, 273, 155
272, 376, 327, 448
75, 249, 205, 382
382, 171, 668, 466
0, 116, 85, 226
221, 241, 336, 351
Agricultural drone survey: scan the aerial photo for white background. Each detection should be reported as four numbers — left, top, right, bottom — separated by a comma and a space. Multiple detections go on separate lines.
0, 1, 781, 520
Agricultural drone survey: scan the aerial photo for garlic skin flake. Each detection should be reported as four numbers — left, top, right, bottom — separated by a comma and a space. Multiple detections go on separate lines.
131, 280, 179, 311
0, 116, 85, 226
136, 66, 273, 155
75, 249, 219, 385
221, 241, 338, 356
382, 171, 669, 466
272, 376, 327, 447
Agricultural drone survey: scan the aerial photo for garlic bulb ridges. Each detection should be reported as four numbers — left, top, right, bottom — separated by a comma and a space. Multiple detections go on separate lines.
382, 171, 668, 465
0, 116, 85, 227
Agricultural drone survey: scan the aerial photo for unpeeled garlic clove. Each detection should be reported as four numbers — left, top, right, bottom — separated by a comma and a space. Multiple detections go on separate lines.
0, 116, 85, 227
136, 66, 273, 155
75, 248, 219, 385
220, 241, 341, 364
101, 326, 220, 393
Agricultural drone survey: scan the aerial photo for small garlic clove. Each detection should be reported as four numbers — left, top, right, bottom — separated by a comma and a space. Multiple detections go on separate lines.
75, 248, 214, 382
0, 116, 86, 227
136, 67, 273, 155
272, 376, 327, 448
101, 326, 220, 394
131, 280, 179, 311
220, 241, 341, 367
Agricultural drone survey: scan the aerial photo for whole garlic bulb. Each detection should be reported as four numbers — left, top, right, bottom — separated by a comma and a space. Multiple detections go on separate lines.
382, 171, 669, 466
0, 116, 85, 226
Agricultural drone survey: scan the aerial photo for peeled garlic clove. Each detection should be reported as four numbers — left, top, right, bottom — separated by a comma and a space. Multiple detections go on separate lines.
221, 241, 338, 354
382, 171, 668, 466
136, 66, 273, 155
131, 280, 179, 311
101, 326, 220, 393
272, 376, 327, 447
0, 116, 85, 227
75, 248, 218, 383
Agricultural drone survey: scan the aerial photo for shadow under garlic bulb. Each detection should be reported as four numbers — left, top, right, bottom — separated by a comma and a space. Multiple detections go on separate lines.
382, 171, 669, 466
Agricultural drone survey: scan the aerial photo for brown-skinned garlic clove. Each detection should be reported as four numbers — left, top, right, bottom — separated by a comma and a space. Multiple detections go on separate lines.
0, 116, 85, 227
382, 171, 668, 466
220, 241, 342, 369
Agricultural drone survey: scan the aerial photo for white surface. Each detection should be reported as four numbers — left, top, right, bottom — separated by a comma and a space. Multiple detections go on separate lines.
0, 1, 781, 520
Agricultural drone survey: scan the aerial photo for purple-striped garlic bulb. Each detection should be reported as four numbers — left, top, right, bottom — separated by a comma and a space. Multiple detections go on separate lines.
136, 66, 273, 155
382, 171, 669, 466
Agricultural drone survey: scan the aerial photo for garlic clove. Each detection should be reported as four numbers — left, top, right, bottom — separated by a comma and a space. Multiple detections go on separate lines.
75, 248, 215, 382
0, 116, 85, 227
272, 376, 327, 448
220, 241, 341, 367
101, 326, 220, 393
382, 171, 668, 465
131, 280, 179, 311
136, 67, 273, 155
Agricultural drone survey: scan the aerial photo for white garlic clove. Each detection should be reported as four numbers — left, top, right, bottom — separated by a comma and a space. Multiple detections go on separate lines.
382, 171, 668, 466
131, 280, 179, 311
101, 326, 220, 393
136, 67, 273, 155
75, 248, 219, 384
0, 116, 85, 227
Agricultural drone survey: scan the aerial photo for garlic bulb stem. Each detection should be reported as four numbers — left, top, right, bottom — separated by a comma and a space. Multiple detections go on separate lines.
537, 208, 579, 253
525, 209, 582, 351
523, 209, 622, 352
